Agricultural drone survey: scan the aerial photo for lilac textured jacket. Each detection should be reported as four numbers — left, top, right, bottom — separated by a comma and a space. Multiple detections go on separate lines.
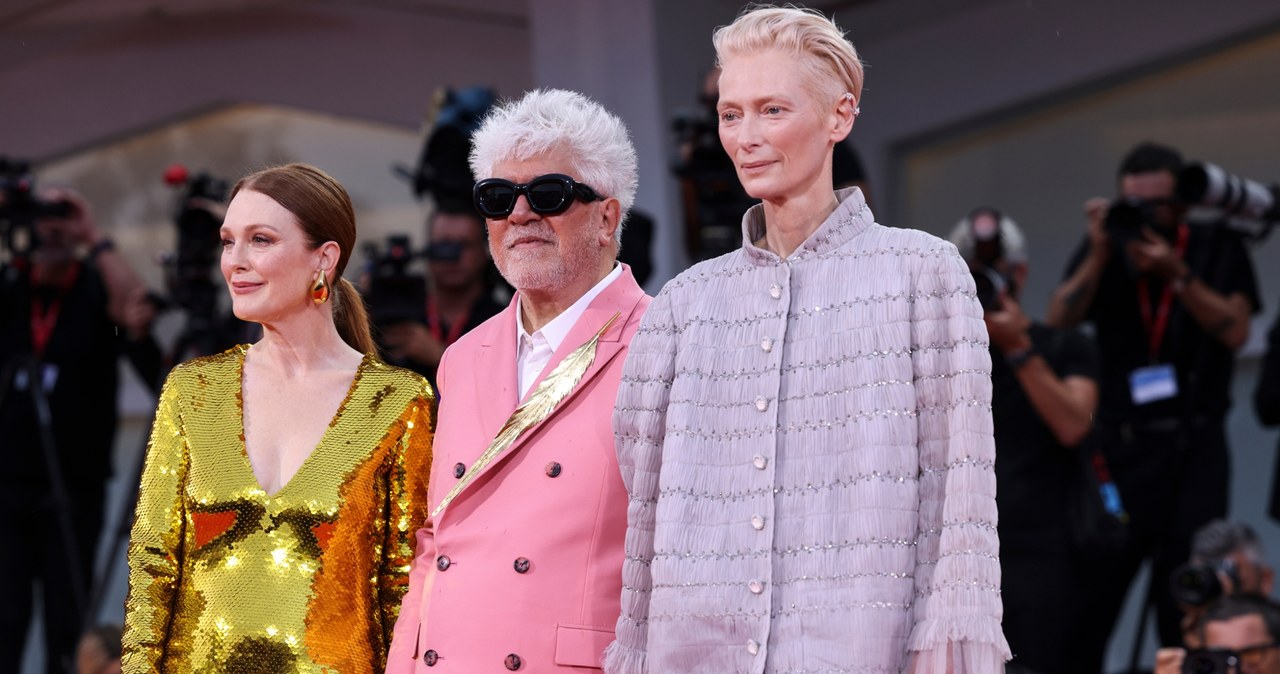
606, 189, 1010, 674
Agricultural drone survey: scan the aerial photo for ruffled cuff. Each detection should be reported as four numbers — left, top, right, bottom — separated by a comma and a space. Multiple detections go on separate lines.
907, 616, 1011, 673
602, 640, 647, 674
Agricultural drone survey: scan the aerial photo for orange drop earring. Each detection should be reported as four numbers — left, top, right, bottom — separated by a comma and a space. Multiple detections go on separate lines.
311, 269, 330, 305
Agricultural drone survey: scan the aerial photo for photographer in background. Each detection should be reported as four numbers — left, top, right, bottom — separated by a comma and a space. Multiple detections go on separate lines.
950, 208, 1100, 674
1155, 594, 1280, 674
377, 206, 503, 387
0, 185, 158, 673
1171, 520, 1276, 646
1047, 142, 1262, 649
1257, 312, 1280, 522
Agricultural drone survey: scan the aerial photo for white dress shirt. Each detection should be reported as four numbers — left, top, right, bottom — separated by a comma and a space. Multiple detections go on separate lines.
516, 263, 622, 398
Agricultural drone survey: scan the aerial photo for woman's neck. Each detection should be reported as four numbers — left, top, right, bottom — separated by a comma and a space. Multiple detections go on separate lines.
759, 186, 840, 258
251, 310, 362, 377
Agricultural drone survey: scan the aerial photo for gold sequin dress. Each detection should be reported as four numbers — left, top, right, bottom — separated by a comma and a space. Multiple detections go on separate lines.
123, 345, 434, 673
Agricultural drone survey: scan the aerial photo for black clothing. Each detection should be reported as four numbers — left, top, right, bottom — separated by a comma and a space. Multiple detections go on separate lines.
0, 261, 150, 674
0, 485, 103, 674
1063, 225, 1260, 422
396, 292, 504, 390
1, 263, 121, 491
1256, 314, 1280, 520
994, 323, 1100, 553
992, 322, 1099, 674
1061, 223, 1260, 652
619, 210, 655, 287
1076, 417, 1230, 658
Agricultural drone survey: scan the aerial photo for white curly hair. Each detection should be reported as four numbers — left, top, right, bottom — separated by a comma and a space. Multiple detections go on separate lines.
468, 88, 638, 241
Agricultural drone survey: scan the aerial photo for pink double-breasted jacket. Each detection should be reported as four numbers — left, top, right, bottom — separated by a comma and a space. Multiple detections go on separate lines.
387, 266, 650, 673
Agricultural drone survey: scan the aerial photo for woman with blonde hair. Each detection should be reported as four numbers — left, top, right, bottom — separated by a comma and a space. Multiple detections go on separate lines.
123, 163, 433, 673
609, 6, 1009, 673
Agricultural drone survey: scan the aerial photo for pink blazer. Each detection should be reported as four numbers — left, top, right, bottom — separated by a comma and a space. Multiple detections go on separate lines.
386, 266, 650, 673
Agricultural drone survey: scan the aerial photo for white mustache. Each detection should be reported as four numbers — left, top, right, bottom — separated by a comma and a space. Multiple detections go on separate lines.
504, 227, 558, 248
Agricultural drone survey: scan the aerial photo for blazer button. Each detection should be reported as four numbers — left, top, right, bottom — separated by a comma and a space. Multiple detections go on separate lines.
423, 649, 439, 666
436, 555, 451, 571
505, 653, 523, 670
513, 557, 531, 574
453, 462, 466, 479
545, 461, 562, 478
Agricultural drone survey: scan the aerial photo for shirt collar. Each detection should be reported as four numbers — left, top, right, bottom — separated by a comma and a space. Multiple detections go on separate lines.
516, 262, 622, 352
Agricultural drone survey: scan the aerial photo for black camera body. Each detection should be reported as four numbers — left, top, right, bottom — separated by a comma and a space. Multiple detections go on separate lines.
395, 86, 496, 211
970, 265, 1008, 313
1104, 197, 1157, 246
364, 235, 428, 328
1170, 558, 1240, 608
167, 171, 230, 323
1182, 648, 1240, 674
0, 157, 72, 258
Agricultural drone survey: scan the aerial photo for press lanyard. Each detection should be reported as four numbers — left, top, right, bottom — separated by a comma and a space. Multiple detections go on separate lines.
30, 262, 80, 358
1136, 223, 1189, 363
426, 296, 470, 347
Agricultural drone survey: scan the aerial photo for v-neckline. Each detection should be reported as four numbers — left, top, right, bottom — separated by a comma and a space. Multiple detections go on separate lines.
234, 345, 370, 499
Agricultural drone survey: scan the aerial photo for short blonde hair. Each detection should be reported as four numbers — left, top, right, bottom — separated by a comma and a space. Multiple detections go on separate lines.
713, 4, 864, 106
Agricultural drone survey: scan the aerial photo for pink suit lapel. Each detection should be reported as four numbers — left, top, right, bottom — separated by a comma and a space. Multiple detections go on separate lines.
443, 265, 645, 518
472, 298, 522, 443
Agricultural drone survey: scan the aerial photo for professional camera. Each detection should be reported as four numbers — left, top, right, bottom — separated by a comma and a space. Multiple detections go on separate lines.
1104, 196, 1158, 246
364, 235, 428, 328
1178, 161, 1279, 241
1170, 558, 1241, 608
395, 86, 496, 211
673, 107, 758, 261
158, 165, 229, 323
1181, 648, 1240, 674
0, 157, 72, 259
969, 265, 1008, 313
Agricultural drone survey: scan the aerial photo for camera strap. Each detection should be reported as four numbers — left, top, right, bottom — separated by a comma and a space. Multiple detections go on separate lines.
29, 261, 81, 358
1135, 223, 1189, 363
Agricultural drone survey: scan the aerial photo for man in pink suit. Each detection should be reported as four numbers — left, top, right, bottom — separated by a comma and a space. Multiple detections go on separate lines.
386, 88, 649, 672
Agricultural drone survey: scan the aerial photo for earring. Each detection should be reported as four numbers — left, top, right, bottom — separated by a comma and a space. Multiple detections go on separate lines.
311, 269, 330, 305
844, 92, 861, 118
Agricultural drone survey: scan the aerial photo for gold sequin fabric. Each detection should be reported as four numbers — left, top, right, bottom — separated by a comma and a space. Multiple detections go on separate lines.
123, 345, 434, 673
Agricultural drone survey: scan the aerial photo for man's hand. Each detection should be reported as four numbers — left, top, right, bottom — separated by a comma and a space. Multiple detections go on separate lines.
983, 295, 1033, 354
1154, 647, 1186, 674
1047, 198, 1114, 328
120, 287, 158, 341
1085, 197, 1112, 261
382, 322, 446, 367
39, 187, 103, 247
1126, 227, 1188, 281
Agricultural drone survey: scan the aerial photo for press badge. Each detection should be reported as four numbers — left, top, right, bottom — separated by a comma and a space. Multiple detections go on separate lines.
1130, 364, 1177, 405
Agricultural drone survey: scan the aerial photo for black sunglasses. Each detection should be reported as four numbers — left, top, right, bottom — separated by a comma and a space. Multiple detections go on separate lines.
473, 173, 604, 219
